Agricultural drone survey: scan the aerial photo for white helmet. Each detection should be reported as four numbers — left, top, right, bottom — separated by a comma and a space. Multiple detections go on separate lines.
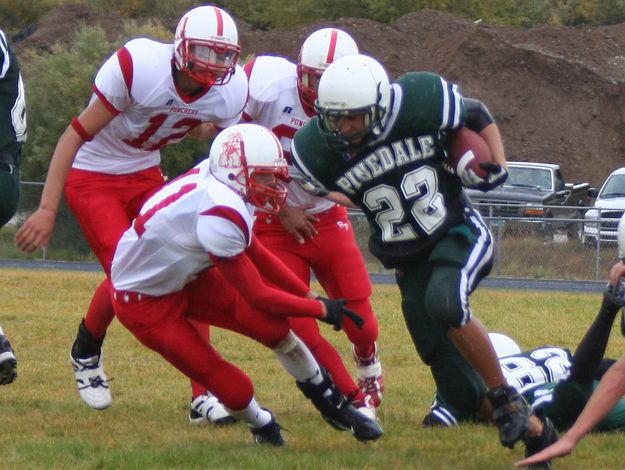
208, 124, 289, 214
488, 333, 522, 358
297, 28, 359, 114
619, 214, 625, 261
174, 6, 240, 87
315, 54, 391, 151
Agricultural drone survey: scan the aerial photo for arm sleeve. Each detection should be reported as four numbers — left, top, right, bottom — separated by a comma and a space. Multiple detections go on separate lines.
210, 250, 324, 318
246, 237, 311, 297
463, 97, 495, 133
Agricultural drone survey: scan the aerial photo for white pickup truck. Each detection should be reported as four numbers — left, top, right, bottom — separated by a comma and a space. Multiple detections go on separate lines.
583, 167, 625, 247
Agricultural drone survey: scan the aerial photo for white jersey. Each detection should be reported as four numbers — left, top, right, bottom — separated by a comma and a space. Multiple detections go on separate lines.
74, 38, 247, 174
111, 160, 255, 296
498, 346, 572, 395
244, 56, 334, 213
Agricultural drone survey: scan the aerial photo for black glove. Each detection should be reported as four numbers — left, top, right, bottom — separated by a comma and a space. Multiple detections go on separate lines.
317, 296, 365, 331
475, 162, 508, 192
605, 277, 625, 310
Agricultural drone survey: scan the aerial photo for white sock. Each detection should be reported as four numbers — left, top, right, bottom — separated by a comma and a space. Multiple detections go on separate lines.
0, 326, 4, 336
272, 330, 323, 384
226, 397, 272, 428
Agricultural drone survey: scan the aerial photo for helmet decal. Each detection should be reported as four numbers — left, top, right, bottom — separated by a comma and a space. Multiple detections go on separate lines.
219, 131, 245, 169
208, 124, 289, 214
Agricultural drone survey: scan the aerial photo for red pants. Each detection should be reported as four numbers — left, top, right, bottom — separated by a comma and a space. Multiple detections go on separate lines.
64, 166, 165, 274
254, 205, 379, 397
254, 205, 378, 345
112, 269, 292, 410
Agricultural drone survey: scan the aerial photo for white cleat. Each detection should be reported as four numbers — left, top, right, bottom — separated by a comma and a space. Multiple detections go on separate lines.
352, 394, 378, 421
189, 392, 237, 425
70, 351, 112, 410
353, 343, 384, 408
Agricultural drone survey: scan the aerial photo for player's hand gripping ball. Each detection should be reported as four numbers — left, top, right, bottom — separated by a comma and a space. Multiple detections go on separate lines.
447, 127, 507, 191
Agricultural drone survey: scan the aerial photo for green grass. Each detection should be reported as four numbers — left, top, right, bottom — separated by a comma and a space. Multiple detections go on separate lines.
1, 269, 624, 469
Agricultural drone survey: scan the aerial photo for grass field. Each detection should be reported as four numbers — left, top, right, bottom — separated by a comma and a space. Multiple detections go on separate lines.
1, 268, 625, 469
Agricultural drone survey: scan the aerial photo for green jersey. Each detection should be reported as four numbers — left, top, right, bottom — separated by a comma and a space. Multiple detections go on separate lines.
0, 29, 27, 156
292, 72, 468, 268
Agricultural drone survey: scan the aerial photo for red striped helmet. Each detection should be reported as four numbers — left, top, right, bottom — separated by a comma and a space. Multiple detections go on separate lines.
297, 28, 358, 114
209, 124, 289, 214
174, 6, 240, 87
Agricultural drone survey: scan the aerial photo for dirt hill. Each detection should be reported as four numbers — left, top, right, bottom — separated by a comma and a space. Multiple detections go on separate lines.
14, 4, 625, 188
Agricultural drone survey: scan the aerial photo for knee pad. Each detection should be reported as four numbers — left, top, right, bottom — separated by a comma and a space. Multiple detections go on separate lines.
431, 355, 485, 415
424, 266, 466, 329
272, 330, 299, 354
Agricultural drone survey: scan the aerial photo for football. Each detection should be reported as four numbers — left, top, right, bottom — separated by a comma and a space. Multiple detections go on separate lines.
447, 127, 493, 179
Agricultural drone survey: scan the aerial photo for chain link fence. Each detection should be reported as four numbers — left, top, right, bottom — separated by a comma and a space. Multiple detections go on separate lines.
350, 202, 621, 281
1, 182, 621, 281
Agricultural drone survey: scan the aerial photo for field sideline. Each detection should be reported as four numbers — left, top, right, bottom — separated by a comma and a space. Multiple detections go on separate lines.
1, 268, 624, 469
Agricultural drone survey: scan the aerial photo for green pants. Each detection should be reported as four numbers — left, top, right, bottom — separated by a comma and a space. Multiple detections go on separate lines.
395, 214, 494, 414
0, 161, 20, 227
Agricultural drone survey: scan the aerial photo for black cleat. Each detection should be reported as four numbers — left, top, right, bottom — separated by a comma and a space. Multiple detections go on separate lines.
524, 415, 558, 469
251, 413, 286, 447
296, 368, 383, 441
422, 409, 456, 427
487, 385, 531, 448
0, 333, 17, 385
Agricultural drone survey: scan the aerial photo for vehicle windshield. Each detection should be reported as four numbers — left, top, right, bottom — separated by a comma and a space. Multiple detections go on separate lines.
504, 167, 552, 190
600, 174, 625, 198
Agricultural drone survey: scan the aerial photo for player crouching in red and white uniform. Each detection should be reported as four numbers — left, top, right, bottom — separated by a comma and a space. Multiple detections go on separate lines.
15, 6, 248, 412
109, 124, 383, 444
242, 28, 384, 413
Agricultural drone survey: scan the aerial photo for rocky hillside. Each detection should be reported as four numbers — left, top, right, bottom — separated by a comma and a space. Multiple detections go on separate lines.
14, 4, 625, 187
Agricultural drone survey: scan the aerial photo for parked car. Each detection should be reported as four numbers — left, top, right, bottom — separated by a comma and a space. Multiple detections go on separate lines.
465, 162, 594, 239
582, 167, 625, 247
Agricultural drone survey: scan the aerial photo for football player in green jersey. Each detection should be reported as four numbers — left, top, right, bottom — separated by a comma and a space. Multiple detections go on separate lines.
0, 28, 25, 228
425, 279, 625, 433
0, 27, 26, 385
291, 54, 553, 463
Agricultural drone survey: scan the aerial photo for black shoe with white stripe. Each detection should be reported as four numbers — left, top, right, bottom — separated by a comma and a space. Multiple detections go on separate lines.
250, 412, 286, 446
0, 334, 17, 385
296, 368, 383, 442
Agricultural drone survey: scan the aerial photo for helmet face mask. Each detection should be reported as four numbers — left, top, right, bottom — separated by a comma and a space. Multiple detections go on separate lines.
174, 6, 240, 87
296, 64, 323, 111
297, 28, 359, 113
209, 124, 289, 214
315, 55, 391, 152
244, 168, 288, 214
316, 85, 385, 151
